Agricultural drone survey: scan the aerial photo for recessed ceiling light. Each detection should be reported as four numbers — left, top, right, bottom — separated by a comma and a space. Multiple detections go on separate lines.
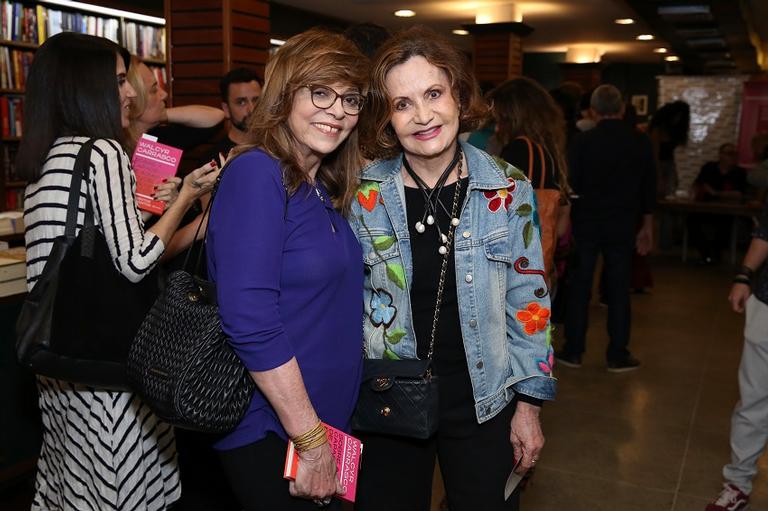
615, 18, 635, 25
636, 34, 655, 41
665, 55, 680, 62
452, 29, 469, 36
394, 9, 416, 17
653, 47, 668, 53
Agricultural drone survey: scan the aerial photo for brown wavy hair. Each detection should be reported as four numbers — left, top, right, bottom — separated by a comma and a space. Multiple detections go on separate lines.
235, 28, 369, 214
488, 77, 568, 190
361, 26, 487, 160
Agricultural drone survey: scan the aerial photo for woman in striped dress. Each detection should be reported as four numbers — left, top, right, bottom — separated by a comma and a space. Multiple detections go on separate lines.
16, 33, 220, 510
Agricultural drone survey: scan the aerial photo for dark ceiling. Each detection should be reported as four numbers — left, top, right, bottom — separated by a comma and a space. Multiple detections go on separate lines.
625, 0, 767, 74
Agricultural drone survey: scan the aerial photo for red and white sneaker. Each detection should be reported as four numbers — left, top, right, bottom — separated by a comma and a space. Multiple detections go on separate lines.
705, 483, 749, 511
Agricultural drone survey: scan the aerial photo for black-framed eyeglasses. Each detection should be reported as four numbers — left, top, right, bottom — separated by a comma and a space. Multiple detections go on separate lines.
305, 84, 365, 115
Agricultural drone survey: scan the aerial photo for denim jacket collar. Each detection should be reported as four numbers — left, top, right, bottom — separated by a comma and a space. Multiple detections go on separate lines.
361, 140, 510, 191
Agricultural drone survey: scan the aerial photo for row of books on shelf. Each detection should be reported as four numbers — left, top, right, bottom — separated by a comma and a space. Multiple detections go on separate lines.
0, 46, 31, 89
0, 2, 165, 60
124, 22, 165, 60
3, 143, 17, 181
0, 94, 21, 137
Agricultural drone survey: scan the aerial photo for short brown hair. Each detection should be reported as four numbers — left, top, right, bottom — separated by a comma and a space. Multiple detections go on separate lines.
361, 26, 487, 159
236, 28, 369, 214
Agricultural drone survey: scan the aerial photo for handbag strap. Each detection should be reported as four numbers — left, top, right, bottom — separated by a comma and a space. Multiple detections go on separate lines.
64, 139, 97, 241
182, 153, 290, 276
425, 153, 464, 363
515, 135, 546, 190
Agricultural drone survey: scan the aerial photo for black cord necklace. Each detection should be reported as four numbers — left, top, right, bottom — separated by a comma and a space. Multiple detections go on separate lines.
403, 146, 463, 254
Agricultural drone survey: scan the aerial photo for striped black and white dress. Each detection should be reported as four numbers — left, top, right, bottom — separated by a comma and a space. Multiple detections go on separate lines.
24, 137, 180, 510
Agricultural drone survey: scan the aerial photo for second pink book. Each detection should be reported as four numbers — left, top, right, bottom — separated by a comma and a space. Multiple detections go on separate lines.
132, 134, 183, 215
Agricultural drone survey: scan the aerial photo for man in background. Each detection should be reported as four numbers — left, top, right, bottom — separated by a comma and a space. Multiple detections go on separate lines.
556, 84, 655, 372
212, 67, 262, 163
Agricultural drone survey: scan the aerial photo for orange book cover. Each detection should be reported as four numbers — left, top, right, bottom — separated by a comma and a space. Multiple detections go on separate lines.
131, 134, 182, 215
283, 423, 363, 503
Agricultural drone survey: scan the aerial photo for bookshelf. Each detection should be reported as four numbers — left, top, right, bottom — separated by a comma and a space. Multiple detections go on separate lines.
0, 0, 167, 211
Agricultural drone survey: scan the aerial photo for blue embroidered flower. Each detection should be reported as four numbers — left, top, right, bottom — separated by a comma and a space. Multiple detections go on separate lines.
370, 289, 397, 327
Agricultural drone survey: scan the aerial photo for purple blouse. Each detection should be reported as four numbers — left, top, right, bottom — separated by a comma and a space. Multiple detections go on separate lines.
207, 149, 364, 450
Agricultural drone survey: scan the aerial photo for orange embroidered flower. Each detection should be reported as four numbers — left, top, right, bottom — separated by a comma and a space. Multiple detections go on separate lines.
516, 302, 551, 335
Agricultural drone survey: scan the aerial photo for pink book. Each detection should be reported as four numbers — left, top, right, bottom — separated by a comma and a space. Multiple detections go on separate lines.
283, 423, 363, 503
131, 134, 182, 215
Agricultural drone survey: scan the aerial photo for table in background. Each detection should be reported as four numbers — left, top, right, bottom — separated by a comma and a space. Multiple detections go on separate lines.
657, 199, 762, 263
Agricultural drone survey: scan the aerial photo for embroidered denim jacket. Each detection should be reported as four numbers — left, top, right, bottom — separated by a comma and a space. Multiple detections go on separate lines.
348, 142, 557, 423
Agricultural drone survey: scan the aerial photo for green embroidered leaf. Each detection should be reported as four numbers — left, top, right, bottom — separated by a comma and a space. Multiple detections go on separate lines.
523, 220, 533, 249
491, 155, 527, 181
508, 169, 527, 181
359, 181, 379, 195
383, 348, 401, 360
373, 235, 396, 251
386, 263, 406, 290
516, 203, 532, 217
386, 328, 406, 345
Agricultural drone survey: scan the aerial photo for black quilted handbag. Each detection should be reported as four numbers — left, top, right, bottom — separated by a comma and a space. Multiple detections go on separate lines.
351, 359, 439, 439
127, 160, 256, 433
352, 152, 466, 439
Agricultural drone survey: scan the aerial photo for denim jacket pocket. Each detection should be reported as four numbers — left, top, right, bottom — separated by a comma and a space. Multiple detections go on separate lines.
483, 230, 513, 264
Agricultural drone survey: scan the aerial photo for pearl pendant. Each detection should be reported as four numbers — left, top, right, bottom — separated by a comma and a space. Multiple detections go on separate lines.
438, 245, 448, 255
441, 234, 448, 243
415, 221, 425, 233
451, 217, 460, 227
426, 215, 435, 225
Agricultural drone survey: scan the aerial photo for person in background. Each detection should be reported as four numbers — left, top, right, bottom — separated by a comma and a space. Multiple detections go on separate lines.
352, 26, 556, 511
557, 85, 655, 372
208, 67, 263, 163
465, 80, 502, 156
343, 21, 391, 59
126, 55, 225, 152
704, 203, 768, 511
689, 143, 747, 264
489, 77, 571, 239
207, 28, 368, 510
649, 100, 689, 197
17, 32, 219, 511
576, 91, 596, 132
124, 55, 227, 263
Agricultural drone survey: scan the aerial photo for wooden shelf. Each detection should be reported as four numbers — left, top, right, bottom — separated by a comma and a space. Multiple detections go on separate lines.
0, 39, 37, 50
5, 181, 26, 188
0, 88, 23, 94
2, 137, 21, 142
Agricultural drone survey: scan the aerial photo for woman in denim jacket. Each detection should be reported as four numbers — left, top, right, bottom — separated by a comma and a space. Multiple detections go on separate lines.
349, 27, 557, 511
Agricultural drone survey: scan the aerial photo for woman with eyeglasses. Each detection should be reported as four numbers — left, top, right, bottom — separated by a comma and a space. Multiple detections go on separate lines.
206, 29, 368, 510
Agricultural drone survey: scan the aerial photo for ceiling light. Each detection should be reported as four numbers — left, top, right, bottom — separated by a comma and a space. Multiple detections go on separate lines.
394, 9, 416, 17
614, 18, 635, 25
665, 55, 680, 62
475, 4, 522, 24
452, 29, 470, 36
653, 47, 668, 53
270, 38, 285, 46
636, 34, 655, 41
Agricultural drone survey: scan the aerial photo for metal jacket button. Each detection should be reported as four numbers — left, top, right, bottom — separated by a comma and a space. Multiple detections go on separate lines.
465, 274, 473, 283
462, 230, 471, 238
469, 319, 477, 327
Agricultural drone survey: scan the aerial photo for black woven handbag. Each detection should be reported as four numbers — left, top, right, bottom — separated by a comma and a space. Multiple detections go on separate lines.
127, 160, 259, 433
